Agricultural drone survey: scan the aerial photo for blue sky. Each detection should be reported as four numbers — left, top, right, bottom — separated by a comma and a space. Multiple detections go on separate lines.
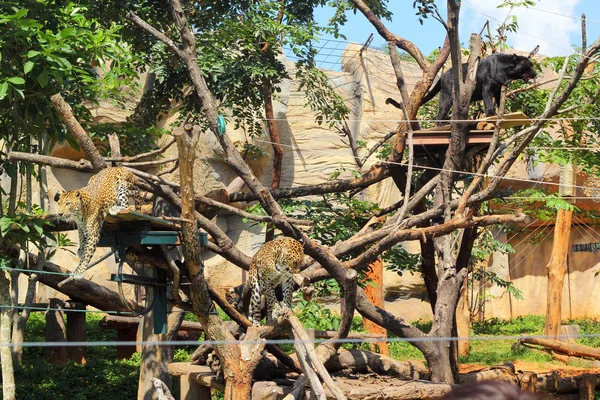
314, 0, 600, 57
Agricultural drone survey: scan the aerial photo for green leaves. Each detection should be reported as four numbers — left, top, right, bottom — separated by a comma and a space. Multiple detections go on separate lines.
7, 77, 25, 85
0, 203, 55, 253
23, 61, 34, 74
0, 81, 8, 100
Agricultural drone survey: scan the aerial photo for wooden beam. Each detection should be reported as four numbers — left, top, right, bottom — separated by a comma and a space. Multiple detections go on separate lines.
545, 208, 573, 338
362, 259, 389, 355
66, 305, 87, 364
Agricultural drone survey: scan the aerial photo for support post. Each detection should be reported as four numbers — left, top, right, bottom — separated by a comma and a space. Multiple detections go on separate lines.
45, 298, 67, 364
545, 208, 573, 338
362, 259, 388, 355
545, 121, 576, 339
180, 375, 211, 400
65, 302, 87, 364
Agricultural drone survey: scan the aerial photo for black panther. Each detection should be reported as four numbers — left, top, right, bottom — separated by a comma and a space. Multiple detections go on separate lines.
386, 53, 537, 125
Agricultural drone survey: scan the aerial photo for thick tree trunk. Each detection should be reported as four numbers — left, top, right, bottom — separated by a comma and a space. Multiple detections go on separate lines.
362, 259, 388, 355
0, 271, 15, 400
263, 82, 283, 190
545, 208, 572, 338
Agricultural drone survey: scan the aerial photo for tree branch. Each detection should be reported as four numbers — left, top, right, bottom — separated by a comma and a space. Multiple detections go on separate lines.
349, 0, 429, 70
50, 94, 107, 172
228, 163, 389, 202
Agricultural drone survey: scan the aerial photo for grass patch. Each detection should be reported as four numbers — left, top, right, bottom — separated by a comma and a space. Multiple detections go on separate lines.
14, 312, 139, 400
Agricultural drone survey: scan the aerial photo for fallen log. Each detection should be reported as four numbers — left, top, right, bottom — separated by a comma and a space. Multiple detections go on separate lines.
325, 348, 428, 380
457, 362, 600, 395
284, 310, 345, 400
459, 363, 518, 385
333, 376, 453, 400
520, 337, 600, 360
534, 370, 590, 394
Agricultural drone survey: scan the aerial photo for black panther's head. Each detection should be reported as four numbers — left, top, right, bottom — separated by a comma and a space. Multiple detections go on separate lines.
509, 54, 537, 83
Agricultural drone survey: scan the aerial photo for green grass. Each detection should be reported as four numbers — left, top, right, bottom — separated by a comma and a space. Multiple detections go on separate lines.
9, 312, 199, 400
384, 315, 600, 367
14, 313, 140, 400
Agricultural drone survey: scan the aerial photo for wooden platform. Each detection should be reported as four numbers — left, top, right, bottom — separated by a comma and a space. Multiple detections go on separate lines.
412, 112, 532, 147
103, 210, 180, 232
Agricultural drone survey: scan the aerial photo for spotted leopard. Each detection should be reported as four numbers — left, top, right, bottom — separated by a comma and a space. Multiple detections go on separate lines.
54, 167, 137, 279
248, 237, 304, 326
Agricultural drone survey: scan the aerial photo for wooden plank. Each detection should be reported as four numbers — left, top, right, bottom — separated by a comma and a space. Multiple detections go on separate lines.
482, 111, 533, 129
168, 363, 225, 391
104, 210, 180, 231
413, 132, 493, 146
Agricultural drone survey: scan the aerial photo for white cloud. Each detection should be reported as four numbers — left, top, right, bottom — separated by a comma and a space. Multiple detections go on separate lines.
463, 0, 581, 56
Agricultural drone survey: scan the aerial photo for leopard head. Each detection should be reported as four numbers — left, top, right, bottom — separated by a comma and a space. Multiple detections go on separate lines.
510, 54, 537, 83
55, 190, 84, 219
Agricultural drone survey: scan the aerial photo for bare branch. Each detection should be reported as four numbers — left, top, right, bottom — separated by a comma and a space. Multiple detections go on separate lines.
126, 12, 184, 58
105, 137, 177, 162
348, 0, 429, 70
387, 41, 415, 223
228, 163, 389, 202
50, 94, 107, 172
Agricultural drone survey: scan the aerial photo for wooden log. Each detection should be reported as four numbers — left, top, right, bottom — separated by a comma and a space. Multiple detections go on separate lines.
10, 249, 142, 313
65, 306, 87, 364
459, 364, 518, 385
544, 208, 572, 338
535, 370, 587, 394
333, 378, 453, 400
285, 311, 345, 400
45, 298, 67, 364
313, 330, 386, 340
579, 374, 597, 400
324, 348, 428, 380
520, 337, 600, 360
519, 371, 537, 393
252, 381, 292, 400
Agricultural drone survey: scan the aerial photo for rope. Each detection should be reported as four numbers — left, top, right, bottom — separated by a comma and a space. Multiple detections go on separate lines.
3, 331, 600, 348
